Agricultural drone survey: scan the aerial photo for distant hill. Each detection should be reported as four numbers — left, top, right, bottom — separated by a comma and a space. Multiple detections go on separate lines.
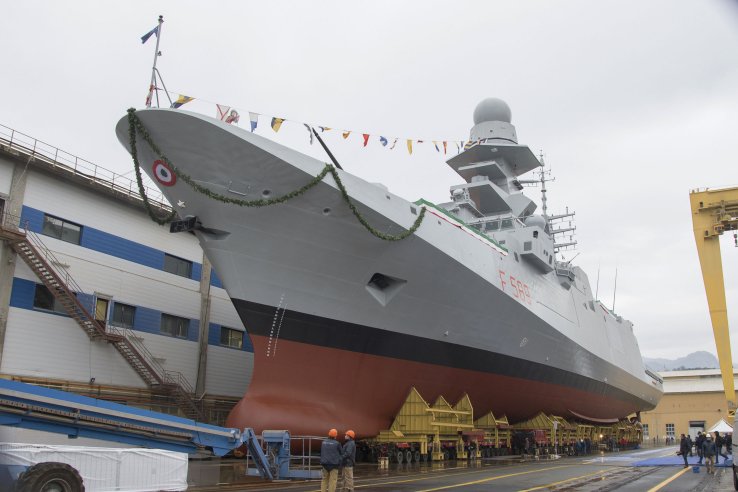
643, 351, 719, 371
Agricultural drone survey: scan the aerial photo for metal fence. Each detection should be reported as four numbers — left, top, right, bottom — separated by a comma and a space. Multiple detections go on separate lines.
0, 123, 171, 211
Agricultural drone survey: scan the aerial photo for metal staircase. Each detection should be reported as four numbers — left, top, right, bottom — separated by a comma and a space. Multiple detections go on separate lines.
0, 213, 204, 421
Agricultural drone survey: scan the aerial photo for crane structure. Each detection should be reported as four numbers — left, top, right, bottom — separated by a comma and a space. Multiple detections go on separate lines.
689, 186, 738, 407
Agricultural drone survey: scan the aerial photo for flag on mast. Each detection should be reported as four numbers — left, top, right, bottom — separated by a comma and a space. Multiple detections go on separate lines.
141, 25, 160, 44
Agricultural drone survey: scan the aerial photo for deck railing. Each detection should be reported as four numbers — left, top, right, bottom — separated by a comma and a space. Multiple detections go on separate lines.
0, 123, 171, 211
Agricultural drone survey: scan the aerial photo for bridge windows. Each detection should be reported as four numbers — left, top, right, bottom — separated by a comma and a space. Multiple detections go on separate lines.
486, 221, 500, 232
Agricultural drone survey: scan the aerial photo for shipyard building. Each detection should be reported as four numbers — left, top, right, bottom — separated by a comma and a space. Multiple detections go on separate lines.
0, 124, 253, 425
641, 369, 737, 442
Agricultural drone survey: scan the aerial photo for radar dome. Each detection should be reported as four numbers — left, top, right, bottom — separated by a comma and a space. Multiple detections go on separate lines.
473, 98, 512, 125
525, 215, 547, 229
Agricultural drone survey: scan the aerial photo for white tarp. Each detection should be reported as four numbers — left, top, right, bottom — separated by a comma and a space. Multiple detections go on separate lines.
0, 443, 188, 492
707, 419, 733, 434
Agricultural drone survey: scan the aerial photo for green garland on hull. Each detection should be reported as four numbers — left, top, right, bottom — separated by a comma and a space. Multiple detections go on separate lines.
126, 108, 425, 240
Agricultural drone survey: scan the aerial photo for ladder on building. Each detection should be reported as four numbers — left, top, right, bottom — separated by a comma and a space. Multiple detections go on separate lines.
0, 213, 204, 421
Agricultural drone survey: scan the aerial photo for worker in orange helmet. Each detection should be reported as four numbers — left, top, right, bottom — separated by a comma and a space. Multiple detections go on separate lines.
341, 430, 356, 492
320, 428, 343, 492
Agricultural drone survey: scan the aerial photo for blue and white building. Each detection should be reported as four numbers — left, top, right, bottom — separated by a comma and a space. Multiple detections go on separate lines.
0, 124, 253, 424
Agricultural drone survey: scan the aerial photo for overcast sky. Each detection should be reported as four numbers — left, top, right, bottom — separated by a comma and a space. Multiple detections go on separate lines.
2, 0, 737, 360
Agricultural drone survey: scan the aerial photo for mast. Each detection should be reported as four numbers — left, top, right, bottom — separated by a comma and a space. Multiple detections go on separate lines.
612, 267, 618, 311
539, 151, 549, 219
145, 15, 170, 108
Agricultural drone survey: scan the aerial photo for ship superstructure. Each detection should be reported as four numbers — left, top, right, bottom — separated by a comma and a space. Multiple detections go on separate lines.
116, 98, 663, 437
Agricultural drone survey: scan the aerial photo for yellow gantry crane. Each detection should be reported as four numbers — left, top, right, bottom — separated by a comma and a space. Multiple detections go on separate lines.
690, 186, 738, 408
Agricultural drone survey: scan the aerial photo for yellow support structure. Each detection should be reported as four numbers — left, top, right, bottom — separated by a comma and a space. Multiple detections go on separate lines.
373, 388, 475, 461
512, 412, 556, 445
690, 187, 738, 406
387, 387, 434, 435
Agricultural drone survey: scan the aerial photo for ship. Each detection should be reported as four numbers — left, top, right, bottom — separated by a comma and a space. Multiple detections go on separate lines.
115, 98, 663, 438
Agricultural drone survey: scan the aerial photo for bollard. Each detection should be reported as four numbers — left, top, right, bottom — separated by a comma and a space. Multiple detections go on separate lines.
378, 457, 389, 469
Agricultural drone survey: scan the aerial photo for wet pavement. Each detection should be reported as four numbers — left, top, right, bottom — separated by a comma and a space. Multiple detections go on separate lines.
188, 447, 736, 491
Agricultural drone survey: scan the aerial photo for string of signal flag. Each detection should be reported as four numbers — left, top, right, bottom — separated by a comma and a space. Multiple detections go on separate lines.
140, 19, 476, 156
170, 93, 478, 156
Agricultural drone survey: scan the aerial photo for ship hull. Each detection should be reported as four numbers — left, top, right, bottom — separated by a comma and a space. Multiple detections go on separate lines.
228, 299, 652, 437
115, 109, 663, 438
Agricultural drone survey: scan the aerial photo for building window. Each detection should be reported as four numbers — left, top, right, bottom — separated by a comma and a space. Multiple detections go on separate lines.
642, 424, 649, 439
163, 254, 192, 278
111, 302, 136, 329
220, 327, 244, 349
666, 423, 675, 439
41, 214, 81, 245
33, 284, 67, 314
161, 313, 188, 338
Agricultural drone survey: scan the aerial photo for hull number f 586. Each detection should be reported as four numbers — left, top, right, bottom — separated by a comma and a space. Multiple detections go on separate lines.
499, 270, 532, 305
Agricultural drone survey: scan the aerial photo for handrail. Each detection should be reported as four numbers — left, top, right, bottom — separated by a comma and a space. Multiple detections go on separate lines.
0, 122, 171, 212
107, 321, 197, 397
2, 213, 102, 334
26, 230, 87, 298
1, 211, 200, 413
107, 322, 166, 384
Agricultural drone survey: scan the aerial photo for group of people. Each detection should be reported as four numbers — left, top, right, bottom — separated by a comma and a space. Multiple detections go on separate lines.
680, 430, 732, 474
320, 428, 356, 492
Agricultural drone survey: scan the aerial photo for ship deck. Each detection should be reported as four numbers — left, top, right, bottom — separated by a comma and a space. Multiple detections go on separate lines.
188, 445, 733, 491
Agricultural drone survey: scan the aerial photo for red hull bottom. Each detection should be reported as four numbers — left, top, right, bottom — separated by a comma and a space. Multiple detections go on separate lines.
226, 336, 639, 438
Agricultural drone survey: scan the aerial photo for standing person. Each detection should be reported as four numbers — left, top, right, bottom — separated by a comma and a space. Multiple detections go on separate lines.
702, 434, 717, 474
727, 433, 733, 456
320, 428, 343, 492
686, 434, 693, 457
679, 434, 690, 468
696, 432, 705, 464
715, 431, 729, 464
341, 430, 356, 492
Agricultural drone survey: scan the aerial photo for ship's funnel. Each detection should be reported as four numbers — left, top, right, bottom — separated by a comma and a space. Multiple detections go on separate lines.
470, 98, 518, 144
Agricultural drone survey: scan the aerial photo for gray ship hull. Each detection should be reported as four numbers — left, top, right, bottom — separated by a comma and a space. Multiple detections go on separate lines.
116, 109, 662, 437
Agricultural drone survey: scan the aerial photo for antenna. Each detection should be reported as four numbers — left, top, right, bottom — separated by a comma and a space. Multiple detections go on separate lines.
518, 151, 577, 257
537, 151, 554, 220
595, 264, 601, 300
145, 15, 173, 108
612, 267, 618, 312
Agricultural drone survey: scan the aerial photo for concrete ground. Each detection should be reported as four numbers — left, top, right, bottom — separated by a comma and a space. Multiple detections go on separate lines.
188, 447, 736, 491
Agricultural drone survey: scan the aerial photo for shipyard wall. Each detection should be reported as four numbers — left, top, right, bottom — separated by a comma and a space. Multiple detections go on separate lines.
0, 147, 253, 421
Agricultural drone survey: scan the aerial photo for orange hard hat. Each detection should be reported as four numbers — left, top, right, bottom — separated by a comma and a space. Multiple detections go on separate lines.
328, 428, 338, 438
345, 430, 355, 439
